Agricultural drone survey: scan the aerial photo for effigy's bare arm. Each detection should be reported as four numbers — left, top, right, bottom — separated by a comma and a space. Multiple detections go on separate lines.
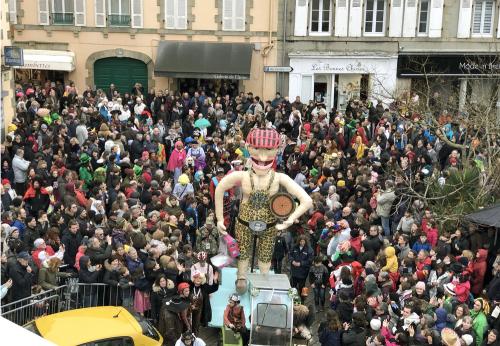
276, 173, 313, 230
214, 171, 245, 235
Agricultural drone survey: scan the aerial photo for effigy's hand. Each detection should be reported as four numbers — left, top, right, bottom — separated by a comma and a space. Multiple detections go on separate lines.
217, 221, 228, 236
276, 220, 293, 231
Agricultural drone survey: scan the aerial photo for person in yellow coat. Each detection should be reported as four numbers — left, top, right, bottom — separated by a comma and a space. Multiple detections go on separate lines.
353, 135, 366, 160
381, 246, 398, 273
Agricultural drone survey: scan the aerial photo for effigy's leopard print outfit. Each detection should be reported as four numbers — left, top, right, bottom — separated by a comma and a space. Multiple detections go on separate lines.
235, 171, 278, 263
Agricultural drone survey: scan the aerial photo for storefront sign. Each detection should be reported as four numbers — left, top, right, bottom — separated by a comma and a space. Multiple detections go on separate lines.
3, 46, 24, 67
311, 61, 368, 73
398, 54, 500, 76
20, 62, 52, 70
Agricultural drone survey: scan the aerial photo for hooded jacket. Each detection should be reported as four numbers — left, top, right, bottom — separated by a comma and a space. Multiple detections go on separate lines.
435, 308, 448, 332
151, 281, 176, 323
471, 249, 487, 295
381, 246, 398, 273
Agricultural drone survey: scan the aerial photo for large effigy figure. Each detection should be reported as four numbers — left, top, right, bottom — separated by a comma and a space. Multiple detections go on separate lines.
215, 128, 313, 281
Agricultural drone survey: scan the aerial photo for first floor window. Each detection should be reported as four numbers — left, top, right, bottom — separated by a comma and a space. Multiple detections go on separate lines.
52, 0, 74, 24
223, 0, 245, 31
418, 0, 429, 34
310, 0, 331, 34
364, 0, 385, 35
165, 0, 187, 29
108, 0, 131, 26
472, 0, 494, 35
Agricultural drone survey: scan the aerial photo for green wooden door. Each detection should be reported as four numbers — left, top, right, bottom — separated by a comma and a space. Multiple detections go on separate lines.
94, 57, 147, 96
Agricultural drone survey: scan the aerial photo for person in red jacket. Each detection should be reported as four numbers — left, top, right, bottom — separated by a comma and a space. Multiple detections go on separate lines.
414, 249, 432, 281
453, 273, 471, 304
422, 218, 438, 247
471, 249, 488, 296
349, 229, 362, 255
31, 237, 64, 269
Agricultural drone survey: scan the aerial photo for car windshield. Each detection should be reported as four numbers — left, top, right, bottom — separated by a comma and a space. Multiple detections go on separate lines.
256, 303, 288, 328
129, 309, 160, 341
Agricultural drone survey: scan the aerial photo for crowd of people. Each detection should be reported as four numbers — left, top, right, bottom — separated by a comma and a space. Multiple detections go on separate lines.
1, 80, 499, 346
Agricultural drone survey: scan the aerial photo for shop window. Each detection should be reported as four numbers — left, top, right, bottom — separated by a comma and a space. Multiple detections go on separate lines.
108, 0, 131, 26
472, 0, 494, 36
417, 0, 429, 35
309, 0, 332, 35
364, 0, 386, 35
165, 0, 187, 29
222, 0, 246, 31
51, 0, 74, 25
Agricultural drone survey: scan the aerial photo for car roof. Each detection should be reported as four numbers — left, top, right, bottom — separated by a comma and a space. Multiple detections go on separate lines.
34, 306, 141, 346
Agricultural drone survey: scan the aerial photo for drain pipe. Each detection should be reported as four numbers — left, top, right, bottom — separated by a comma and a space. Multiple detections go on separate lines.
281, 0, 288, 94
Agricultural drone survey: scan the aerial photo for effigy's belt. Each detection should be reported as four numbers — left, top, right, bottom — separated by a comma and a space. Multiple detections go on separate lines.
237, 217, 277, 236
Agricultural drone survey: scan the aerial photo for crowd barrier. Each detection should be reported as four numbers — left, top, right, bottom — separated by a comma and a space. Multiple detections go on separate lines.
1, 281, 133, 326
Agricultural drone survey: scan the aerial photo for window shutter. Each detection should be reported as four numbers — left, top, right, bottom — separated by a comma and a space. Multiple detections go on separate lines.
482, 1, 493, 34
457, 0, 472, 37
349, 0, 363, 37
74, 0, 86, 26
223, 0, 234, 30
335, 0, 348, 36
389, 0, 403, 36
234, 0, 245, 31
131, 0, 143, 28
472, 2, 482, 33
38, 0, 50, 25
8, 0, 17, 24
165, 0, 175, 28
95, 0, 106, 26
294, 0, 309, 36
176, 0, 187, 29
402, 0, 418, 37
428, 0, 443, 37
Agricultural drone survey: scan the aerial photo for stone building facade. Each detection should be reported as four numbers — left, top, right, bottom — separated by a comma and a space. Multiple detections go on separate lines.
277, 0, 500, 111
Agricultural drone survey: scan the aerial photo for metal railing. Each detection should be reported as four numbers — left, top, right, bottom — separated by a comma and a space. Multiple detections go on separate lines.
52, 12, 74, 25
1, 281, 133, 326
108, 14, 131, 26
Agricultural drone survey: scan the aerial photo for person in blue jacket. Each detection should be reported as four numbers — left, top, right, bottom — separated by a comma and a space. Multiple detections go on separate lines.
412, 232, 432, 253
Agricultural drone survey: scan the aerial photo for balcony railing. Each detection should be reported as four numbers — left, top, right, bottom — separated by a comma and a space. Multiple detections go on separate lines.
108, 14, 131, 27
52, 12, 74, 25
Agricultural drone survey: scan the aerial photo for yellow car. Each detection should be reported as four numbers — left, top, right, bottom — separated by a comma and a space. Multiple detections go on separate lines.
25, 306, 163, 346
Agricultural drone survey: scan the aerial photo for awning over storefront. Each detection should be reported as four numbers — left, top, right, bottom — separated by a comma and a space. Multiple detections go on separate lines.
154, 41, 252, 80
397, 54, 500, 77
13, 49, 75, 71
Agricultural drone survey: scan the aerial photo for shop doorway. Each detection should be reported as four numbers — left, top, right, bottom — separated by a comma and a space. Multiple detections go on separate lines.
313, 74, 332, 108
178, 78, 239, 98
360, 74, 370, 101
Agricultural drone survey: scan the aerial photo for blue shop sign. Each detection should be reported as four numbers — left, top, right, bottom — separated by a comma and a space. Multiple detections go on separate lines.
4, 46, 24, 67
